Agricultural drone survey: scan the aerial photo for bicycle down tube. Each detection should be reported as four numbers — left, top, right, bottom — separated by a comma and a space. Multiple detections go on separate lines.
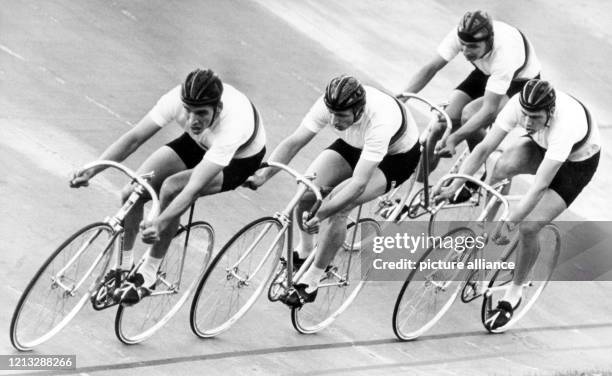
227, 161, 323, 286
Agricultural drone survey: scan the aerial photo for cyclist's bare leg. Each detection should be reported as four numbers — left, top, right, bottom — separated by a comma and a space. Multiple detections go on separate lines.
147, 169, 223, 259
312, 169, 387, 271
484, 137, 542, 221
294, 149, 352, 258
502, 190, 566, 305
120, 146, 187, 265
514, 192, 565, 284
460, 95, 510, 148
418, 90, 469, 181
459, 98, 486, 150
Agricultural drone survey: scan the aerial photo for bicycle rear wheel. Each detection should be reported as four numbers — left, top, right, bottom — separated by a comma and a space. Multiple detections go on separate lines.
481, 224, 560, 333
291, 218, 381, 334
115, 221, 213, 344
10, 222, 116, 351
392, 227, 475, 341
190, 216, 284, 338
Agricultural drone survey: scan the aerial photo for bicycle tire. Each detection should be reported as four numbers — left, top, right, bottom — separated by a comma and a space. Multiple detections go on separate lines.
267, 218, 372, 304
10, 222, 116, 351
481, 224, 561, 333
291, 218, 381, 334
115, 221, 214, 344
460, 237, 515, 304
392, 227, 475, 341
190, 216, 284, 338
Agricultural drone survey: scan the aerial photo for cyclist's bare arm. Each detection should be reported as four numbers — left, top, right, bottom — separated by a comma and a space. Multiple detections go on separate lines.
141, 158, 223, 242
445, 90, 504, 147
507, 158, 562, 223
402, 54, 448, 94
71, 114, 161, 187
440, 125, 507, 195
246, 126, 317, 187
315, 158, 378, 220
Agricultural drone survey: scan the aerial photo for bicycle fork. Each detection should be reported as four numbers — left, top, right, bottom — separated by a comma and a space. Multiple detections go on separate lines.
53, 229, 118, 296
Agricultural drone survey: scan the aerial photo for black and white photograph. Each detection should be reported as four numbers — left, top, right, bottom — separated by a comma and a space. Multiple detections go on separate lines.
1, 1, 611, 375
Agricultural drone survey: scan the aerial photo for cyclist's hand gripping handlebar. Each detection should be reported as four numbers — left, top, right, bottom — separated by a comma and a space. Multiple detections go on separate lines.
74, 160, 160, 221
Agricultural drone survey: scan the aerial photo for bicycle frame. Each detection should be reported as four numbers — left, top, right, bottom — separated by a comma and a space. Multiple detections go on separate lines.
433, 173, 522, 300
375, 93, 452, 222
53, 160, 160, 297
225, 162, 322, 289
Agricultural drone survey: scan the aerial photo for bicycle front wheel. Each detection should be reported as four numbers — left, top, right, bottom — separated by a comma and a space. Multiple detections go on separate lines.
10, 222, 116, 351
392, 227, 475, 341
292, 218, 381, 334
481, 224, 561, 333
190, 216, 284, 338
115, 221, 214, 344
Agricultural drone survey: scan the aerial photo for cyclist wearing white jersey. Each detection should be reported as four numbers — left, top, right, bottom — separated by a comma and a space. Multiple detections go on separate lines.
403, 10, 541, 194
247, 75, 420, 306
436, 79, 600, 330
71, 68, 266, 305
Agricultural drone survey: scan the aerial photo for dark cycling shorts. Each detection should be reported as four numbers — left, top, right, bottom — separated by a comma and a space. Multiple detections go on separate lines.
326, 138, 420, 192
456, 69, 540, 100
166, 132, 266, 192
526, 137, 600, 206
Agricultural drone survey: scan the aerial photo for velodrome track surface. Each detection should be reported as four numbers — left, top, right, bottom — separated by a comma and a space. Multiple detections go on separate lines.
1, 1, 611, 375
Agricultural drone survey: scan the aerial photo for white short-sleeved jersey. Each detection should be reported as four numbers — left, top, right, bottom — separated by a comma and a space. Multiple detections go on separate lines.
437, 20, 541, 95
300, 86, 419, 162
494, 92, 601, 162
148, 84, 266, 167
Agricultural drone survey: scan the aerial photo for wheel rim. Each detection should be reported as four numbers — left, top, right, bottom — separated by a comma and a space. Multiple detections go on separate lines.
482, 224, 560, 333
191, 217, 284, 337
11, 223, 115, 350
393, 227, 475, 340
293, 219, 380, 334
116, 222, 214, 344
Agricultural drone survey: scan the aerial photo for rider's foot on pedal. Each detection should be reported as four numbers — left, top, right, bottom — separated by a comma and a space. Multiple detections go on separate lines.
102, 268, 128, 286
282, 283, 318, 308
116, 272, 155, 306
484, 298, 522, 331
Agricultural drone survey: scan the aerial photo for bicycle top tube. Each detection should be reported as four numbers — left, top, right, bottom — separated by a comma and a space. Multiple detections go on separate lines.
261, 161, 323, 217
396, 92, 452, 145
77, 160, 160, 221
435, 173, 511, 221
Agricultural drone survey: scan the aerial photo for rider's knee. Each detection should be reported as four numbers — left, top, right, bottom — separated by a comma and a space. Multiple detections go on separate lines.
460, 107, 474, 126
331, 205, 352, 221
159, 177, 183, 203
299, 190, 318, 205
518, 221, 542, 239
491, 155, 519, 181
120, 184, 148, 205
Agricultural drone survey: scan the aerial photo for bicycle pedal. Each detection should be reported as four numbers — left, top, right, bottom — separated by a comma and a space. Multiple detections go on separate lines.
91, 287, 120, 311
461, 282, 482, 303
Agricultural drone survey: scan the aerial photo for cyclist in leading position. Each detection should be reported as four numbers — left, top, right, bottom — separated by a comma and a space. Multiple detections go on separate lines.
402, 10, 541, 197
435, 79, 601, 330
246, 75, 421, 306
70, 68, 266, 305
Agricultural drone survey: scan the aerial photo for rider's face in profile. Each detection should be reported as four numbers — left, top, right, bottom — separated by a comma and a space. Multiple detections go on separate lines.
459, 40, 488, 61
329, 109, 355, 131
520, 109, 548, 134
184, 104, 217, 134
